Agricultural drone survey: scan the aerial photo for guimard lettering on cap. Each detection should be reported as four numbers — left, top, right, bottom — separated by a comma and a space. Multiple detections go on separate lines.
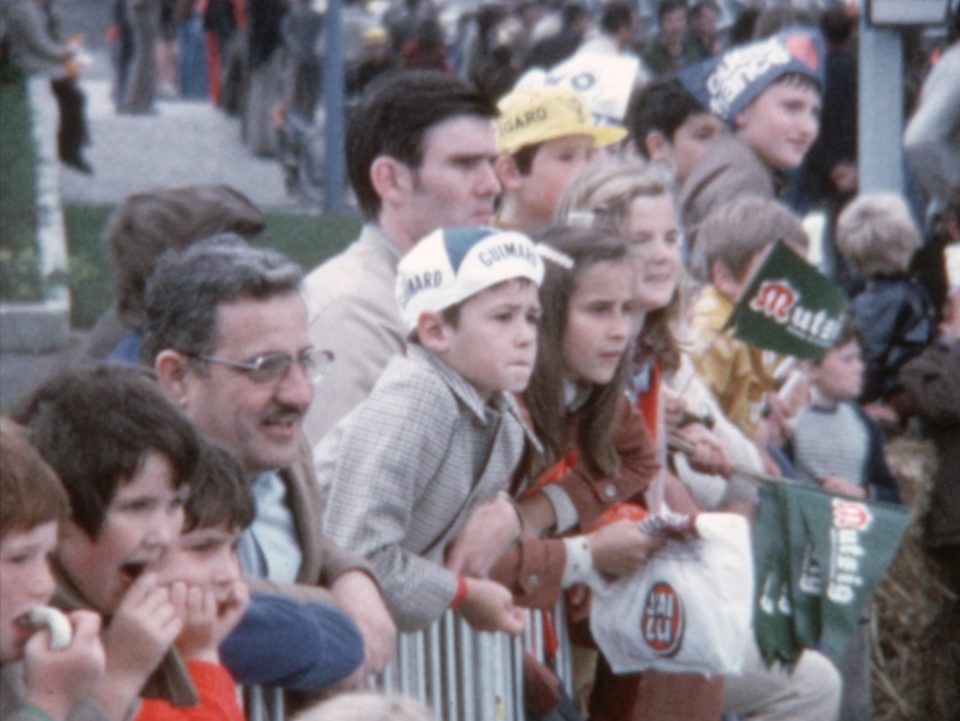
499, 107, 548, 134
401, 270, 444, 305
478, 241, 539, 268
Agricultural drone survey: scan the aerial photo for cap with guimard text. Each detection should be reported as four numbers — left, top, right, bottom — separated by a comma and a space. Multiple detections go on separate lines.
396, 227, 546, 333
495, 86, 627, 155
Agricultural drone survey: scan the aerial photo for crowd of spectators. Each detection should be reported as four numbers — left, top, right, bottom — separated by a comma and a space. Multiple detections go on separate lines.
1, 1, 958, 721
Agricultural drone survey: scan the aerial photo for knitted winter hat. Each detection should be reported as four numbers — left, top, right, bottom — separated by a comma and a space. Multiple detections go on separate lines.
679, 27, 825, 124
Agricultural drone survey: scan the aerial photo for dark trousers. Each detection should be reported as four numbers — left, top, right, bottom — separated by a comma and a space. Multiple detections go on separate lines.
50, 77, 89, 163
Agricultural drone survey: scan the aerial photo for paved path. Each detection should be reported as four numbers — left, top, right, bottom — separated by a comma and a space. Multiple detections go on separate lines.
61, 76, 294, 210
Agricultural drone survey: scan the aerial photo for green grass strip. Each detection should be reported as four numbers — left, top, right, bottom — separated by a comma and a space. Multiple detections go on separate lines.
0, 68, 42, 301
62, 204, 361, 328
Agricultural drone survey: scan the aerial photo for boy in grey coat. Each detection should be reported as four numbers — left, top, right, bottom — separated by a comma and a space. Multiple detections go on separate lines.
315, 227, 548, 633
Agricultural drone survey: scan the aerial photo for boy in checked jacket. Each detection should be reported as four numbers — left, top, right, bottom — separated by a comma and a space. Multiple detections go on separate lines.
315, 227, 549, 634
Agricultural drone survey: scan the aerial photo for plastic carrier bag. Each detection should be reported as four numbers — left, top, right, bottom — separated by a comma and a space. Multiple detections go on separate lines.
589, 513, 753, 676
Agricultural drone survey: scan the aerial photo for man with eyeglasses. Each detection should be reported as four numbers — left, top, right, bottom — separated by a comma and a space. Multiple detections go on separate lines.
302, 70, 502, 444
140, 234, 397, 685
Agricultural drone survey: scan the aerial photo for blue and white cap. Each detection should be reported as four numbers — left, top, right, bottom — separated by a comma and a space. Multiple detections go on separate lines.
396, 227, 548, 334
679, 27, 825, 124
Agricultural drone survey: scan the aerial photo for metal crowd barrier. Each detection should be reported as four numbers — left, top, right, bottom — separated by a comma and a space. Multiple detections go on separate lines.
242, 602, 574, 721
373, 603, 575, 721
244, 685, 284, 721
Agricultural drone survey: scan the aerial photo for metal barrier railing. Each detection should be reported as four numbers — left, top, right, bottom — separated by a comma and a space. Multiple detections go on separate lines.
242, 602, 575, 721
244, 684, 284, 721
374, 603, 575, 721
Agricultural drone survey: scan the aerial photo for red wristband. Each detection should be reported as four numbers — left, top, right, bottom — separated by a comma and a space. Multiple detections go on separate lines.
450, 576, 468, 610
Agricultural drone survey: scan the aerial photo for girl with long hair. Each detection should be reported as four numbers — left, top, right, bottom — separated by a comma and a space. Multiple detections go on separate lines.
554, 160, 768, 721
557, 161, 760, 512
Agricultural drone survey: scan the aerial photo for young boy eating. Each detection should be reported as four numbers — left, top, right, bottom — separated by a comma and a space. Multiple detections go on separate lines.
1, 419, 105, 721
13, 366, 202, 720
493, 86, 626, 234
315, 226, 547, 633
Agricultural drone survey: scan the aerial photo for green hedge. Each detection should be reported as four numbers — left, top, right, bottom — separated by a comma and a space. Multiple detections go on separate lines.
63, 205, 361, 329
0, 67, 42, 301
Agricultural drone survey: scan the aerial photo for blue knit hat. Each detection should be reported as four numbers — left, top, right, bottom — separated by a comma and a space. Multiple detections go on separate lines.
679, 27, 825, 124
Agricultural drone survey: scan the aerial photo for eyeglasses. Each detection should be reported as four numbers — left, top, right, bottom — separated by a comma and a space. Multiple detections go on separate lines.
191, 348, 334, 385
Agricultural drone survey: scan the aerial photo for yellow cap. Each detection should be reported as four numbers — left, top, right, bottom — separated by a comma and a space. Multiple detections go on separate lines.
495, 87, 627, 155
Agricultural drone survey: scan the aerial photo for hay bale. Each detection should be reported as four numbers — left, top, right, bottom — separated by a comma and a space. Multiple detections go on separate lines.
872, 436, 959, 721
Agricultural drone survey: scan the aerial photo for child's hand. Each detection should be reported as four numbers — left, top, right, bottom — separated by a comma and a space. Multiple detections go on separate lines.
829, 162, 857, 194
756, 445, 784, 478
23, 611, 105, 721
446, 493, 522, 577
587, 520, 664, 578
215, 581, 249, 644
661, 390, 688, 431
170, 582, 218, 662
100, 573, 183, 688
763, 395, 795, 445
457, 578, 525, 635
174, 580, 250, 661
676, 424, 733, 478
776, 370, 810, 419
863, 402, 900, 428
819, 475, 867, 499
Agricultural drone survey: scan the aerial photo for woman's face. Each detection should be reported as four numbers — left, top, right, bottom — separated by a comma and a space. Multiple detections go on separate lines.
622, 193, 682, 314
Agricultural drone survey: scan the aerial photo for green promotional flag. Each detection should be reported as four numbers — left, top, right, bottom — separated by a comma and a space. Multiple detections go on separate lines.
792, 485, 912, 662
781, 484, 822, 649
753, 484, 802, 667
726, 240, 849, 361
753, 482, 912, 665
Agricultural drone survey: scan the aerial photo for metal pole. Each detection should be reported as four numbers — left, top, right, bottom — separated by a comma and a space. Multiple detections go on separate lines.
461, 617, 476, 721
415, 631, 427, 703
511, 633, 525, 720
398, 633, 411, 694
857, 15, 905, 195
428, 622, 443, 715
444, 612, 460, 721
323, 0, 346, 211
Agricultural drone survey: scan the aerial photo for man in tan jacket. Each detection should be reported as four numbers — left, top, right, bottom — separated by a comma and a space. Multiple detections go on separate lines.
302, 70, 501, 444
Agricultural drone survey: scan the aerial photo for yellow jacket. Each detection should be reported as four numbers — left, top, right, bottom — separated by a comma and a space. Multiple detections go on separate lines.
688, 285, 781, 437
